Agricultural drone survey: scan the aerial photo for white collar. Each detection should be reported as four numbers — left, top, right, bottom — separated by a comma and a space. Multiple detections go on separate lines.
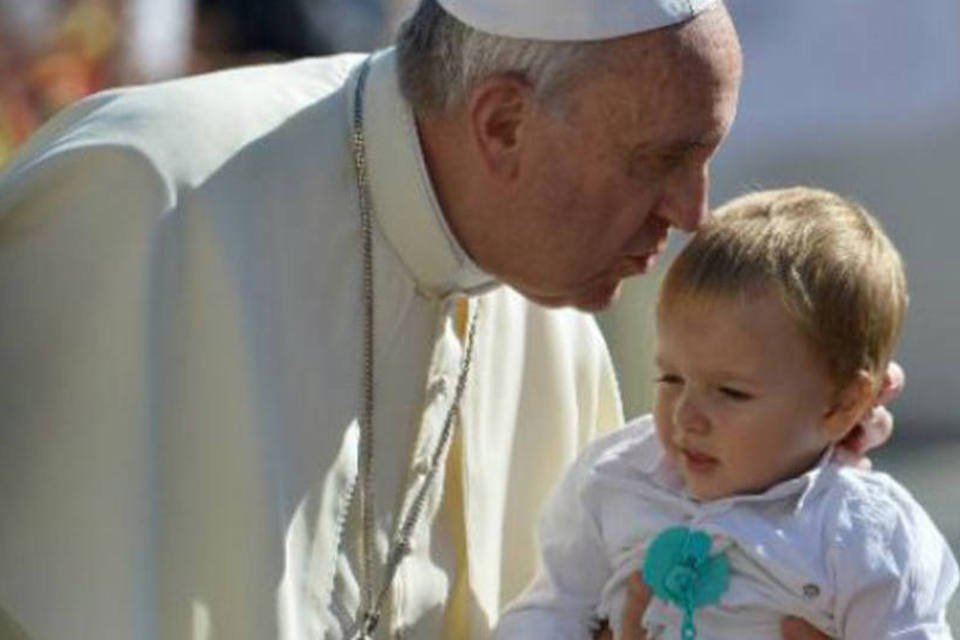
357, 49, 497, 299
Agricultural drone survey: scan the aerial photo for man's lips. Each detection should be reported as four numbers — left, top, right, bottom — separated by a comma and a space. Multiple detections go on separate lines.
625, 252, 659, 274
624, 229, 670, 274
621, 242, 667, 275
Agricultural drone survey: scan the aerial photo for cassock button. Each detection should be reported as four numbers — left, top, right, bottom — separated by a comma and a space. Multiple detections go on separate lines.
426, 377, 447, 402
412, 459, 431, 476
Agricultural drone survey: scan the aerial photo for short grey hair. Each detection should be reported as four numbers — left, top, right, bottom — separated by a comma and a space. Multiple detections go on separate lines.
395, 0, 606, 114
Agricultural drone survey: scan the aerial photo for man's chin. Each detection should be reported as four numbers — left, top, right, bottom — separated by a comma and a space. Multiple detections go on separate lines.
573, 287, 622, 312
524, 282, 623, 312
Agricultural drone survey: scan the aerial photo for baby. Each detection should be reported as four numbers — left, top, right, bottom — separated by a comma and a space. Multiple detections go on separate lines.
495, 187, 958, 639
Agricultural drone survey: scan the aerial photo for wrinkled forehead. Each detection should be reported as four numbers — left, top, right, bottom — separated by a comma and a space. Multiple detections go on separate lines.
604, 5, 741, 83
653, 7, 742, 116
575, 11, 741, 144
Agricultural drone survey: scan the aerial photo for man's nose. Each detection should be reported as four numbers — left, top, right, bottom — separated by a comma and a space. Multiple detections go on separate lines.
662, 164, 709, 232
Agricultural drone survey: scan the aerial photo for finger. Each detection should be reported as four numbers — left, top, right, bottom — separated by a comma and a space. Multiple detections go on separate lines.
877, 361, 905, 404
781, 616, 833, 640
619, 572, 652, 640
838, 423, 866, 453
856, 405, 894, 455
833, 443, 872, 470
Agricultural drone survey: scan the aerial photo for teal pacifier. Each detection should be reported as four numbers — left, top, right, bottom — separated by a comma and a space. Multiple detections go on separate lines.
641, 526, 730, 639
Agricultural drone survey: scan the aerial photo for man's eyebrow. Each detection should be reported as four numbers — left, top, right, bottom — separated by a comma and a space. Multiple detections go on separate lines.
629, 136, 721, 159
663, 137, 722, 154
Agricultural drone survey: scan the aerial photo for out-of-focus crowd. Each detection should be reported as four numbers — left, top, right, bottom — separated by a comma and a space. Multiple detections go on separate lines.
0, 0, 408, 166
0, 0, 125, 165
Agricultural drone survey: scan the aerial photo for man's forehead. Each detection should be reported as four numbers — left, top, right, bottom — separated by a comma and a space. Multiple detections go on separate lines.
616, 78, 735, 153
435, 0, 721, 41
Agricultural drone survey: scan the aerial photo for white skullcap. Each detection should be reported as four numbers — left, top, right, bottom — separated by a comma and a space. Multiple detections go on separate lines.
436, 0, 720, 41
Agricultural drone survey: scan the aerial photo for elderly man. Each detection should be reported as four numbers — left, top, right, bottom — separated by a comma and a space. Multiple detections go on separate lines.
0, 0, 892, 638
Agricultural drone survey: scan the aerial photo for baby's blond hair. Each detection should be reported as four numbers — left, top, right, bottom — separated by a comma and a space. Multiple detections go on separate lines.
659, 186, 907, 389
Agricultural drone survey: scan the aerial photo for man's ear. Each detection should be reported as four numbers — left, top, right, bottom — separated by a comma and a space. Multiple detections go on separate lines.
466, 74, 532, 182
822, 371, 876, 442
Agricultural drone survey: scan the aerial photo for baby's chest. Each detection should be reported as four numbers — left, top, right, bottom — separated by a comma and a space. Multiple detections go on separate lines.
596, 498, 839, 635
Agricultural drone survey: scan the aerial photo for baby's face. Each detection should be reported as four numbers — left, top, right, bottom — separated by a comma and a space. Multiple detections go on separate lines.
653, 290, 837, 501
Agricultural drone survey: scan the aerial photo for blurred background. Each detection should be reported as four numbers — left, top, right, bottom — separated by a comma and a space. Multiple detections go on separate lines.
1, 0, 957, 627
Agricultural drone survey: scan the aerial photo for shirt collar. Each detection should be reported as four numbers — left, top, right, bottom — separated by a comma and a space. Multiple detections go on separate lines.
357, 48, 497, 299
718, 446, 837, 513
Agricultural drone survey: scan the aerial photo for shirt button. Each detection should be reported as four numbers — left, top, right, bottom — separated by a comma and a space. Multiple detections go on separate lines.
803, 583, 821, 599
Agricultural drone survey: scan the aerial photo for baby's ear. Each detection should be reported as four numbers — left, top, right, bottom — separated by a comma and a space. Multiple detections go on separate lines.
822, 371, 876, 443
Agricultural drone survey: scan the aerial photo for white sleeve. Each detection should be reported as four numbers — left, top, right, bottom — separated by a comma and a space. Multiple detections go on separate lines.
830, 478, 959, 640
494, 441, 615, 640
0, 139, 171, 639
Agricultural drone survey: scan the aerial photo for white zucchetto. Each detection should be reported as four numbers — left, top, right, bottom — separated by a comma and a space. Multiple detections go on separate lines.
435, 0, 720, 41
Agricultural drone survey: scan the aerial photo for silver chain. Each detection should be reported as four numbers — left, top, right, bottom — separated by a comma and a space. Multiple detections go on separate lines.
347, 56, 480, 640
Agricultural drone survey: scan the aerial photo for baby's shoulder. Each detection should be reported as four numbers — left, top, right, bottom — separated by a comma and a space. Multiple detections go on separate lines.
548, 415, 663, 504
566, 415, 680, 519
814, 467, 959, 634
581, 415, 662, 477
822, 467, 924, 531
818, 466, 950, 573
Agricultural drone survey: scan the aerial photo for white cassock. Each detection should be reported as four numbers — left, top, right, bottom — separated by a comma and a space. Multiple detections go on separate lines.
0, 49, 626, 638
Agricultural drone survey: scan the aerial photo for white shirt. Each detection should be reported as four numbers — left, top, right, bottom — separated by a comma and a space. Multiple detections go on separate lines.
0, 49, 626, 638
495, 415, 959, 640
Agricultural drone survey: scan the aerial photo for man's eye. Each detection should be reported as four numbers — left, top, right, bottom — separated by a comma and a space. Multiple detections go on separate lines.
658, 153, 687, 172
627, 151, 686, 180
656, 374, 683, 386
719, 386, 753, 401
